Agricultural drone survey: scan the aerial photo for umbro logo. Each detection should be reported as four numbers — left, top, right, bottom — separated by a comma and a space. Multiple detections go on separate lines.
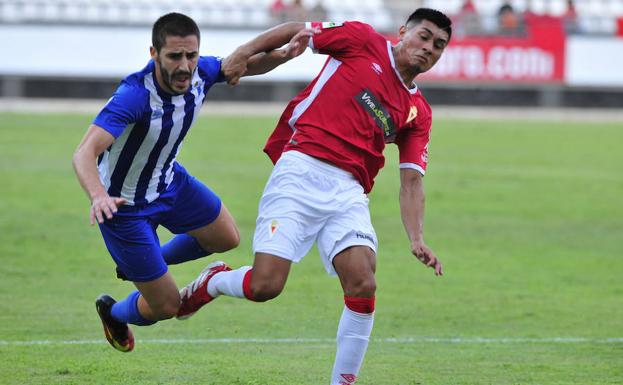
371, 62, 382, 75
340, 373, 357, 384
151, 108, 164, 120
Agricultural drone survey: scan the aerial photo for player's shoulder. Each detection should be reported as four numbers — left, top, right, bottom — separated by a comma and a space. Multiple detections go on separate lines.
197, 55, 223, 82
107, 67, 151, 113
117, 62, 152, 98
413, 87, 432, 112
198, 55, 221, 67
115, 80, 149, 111
343, 20, 374, 31
405, 87, 433, 128
315, 20, 375, 36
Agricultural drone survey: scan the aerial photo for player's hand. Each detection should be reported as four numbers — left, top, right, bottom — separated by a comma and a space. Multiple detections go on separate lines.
222, 47, 251, 86
283, 28, 319, 59
411, 241, 443, 276
90, 194, 126, 225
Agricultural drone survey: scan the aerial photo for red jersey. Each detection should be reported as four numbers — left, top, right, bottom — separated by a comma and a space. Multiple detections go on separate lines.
264, 21, 432, 193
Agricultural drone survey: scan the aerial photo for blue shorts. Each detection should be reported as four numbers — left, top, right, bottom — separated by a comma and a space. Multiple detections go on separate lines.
98, 163, 222, 282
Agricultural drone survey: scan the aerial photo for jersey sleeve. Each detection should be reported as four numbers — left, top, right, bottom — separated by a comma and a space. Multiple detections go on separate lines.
92, 82, 147, 138
306, 21, 372, 58
395, 115, 432, 176
197, 56, 226, 85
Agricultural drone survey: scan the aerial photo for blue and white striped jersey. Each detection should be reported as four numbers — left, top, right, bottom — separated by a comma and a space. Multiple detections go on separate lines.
93, 56, 224, 206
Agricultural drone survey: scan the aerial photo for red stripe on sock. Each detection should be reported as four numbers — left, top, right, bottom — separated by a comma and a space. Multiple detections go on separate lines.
344, 296, 375, 314
242, 269, 254, 301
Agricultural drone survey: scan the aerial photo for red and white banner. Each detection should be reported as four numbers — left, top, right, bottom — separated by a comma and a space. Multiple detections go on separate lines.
417, 16, 566, 83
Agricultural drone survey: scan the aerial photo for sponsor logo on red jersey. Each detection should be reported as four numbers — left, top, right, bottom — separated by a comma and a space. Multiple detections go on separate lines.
355, 89, 396, 140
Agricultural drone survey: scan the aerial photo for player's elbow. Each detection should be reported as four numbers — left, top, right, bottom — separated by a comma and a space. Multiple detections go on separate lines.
71, 147, 85, 173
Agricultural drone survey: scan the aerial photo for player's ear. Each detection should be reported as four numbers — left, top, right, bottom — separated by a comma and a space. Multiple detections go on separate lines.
398, 25, 407, 41
150, 46, 157, 60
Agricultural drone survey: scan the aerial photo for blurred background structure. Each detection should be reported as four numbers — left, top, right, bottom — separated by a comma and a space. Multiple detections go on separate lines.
1, 0, 622, 107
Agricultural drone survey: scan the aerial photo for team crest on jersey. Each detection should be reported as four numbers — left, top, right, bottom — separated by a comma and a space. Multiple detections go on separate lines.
268, 219, 279, 239
406, 105, 418, 124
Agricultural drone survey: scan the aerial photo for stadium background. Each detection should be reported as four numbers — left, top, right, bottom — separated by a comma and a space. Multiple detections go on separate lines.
1, 0, 623, 108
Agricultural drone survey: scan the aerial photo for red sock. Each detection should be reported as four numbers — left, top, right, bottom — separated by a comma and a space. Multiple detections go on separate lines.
344, 296, 375, 314
242, 268, 255, 301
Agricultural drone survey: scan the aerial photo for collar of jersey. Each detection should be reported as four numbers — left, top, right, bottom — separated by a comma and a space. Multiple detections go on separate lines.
386, 41, 419, 95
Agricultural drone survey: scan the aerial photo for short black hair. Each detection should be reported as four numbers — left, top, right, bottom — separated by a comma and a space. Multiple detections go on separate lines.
406, 8, 452, 42
152, 12, 200, 52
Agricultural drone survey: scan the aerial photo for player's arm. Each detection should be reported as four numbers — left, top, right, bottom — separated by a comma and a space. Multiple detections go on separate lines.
243, 27, 317, 77
399, 168, 443, 276
72, 124, 126, 225
222, 22, 310, 85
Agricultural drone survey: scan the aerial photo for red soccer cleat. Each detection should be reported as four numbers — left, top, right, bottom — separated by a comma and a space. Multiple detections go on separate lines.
176, 261, 231, 320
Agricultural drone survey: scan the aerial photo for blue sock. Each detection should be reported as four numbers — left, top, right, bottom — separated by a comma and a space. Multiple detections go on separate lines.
161, 234, 211, 265
110, 291, 156, 326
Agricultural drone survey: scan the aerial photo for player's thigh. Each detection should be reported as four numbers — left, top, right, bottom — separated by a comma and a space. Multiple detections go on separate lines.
98, 216, 167, 282
163, 173, 238, 251
317, 199, 377, 276
186, 203, 240, 253
333, 246, 377, 297
252, 164, 325, 265
253, 210, 319, 265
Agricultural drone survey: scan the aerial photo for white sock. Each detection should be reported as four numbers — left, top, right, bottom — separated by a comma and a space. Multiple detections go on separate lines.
207, 266, 252, 298
330, 307, 374, 385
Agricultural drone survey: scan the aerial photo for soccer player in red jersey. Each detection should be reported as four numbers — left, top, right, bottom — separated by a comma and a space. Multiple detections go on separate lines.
178, 8, 452, 384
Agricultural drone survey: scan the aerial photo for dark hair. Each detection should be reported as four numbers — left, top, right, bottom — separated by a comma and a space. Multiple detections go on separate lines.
406, 8, 452, 42
152, 12, 200, 52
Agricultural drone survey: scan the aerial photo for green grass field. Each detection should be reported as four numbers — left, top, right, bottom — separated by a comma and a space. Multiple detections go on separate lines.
0, 111, 621, 385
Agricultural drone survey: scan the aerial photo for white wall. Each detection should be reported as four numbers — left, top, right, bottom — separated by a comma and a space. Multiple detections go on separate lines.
566, 36, 623, 87
0, 25, 325, 81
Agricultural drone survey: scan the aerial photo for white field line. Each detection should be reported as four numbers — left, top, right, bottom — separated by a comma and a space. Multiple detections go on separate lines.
1, 337, 622, 347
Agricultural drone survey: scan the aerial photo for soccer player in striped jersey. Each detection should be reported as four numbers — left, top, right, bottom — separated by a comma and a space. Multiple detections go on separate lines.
72, 12, 315, 352
177, 8, 452, 385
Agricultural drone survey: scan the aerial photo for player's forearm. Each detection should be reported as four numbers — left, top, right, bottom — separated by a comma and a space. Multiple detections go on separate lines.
72, 149, 107, 202
236, 22, 306, 58
245, 50, 290, 76
399, 171, 426, 243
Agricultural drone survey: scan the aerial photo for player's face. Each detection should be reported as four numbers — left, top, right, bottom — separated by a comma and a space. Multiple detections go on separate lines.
151, 35, 199, 95
396, 20, 449, 74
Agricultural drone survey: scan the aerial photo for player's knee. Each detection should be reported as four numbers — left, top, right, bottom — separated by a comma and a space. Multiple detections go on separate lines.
345, 277, 376, 298
207, 228, 240, 253
249, 280, 283, 302
223, 229, 240, 251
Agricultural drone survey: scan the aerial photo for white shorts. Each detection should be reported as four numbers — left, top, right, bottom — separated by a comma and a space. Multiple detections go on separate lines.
253, 151, 378, 275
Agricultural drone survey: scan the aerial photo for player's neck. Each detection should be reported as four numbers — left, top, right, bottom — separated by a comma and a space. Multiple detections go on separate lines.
391, 46, 418, 89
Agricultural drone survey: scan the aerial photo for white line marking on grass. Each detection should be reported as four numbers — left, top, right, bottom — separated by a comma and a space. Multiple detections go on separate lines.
1, 337, 622, 347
